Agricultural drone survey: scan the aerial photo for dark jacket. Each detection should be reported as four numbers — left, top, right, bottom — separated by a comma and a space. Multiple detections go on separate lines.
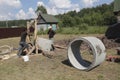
20, 31, 28, 42
47, 29, 56, 38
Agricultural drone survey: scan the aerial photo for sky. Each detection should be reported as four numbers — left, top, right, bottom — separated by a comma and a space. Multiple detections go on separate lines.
0, 0, 114, 21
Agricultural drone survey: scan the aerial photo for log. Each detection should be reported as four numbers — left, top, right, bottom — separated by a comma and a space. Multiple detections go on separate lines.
54, 45, 67, 49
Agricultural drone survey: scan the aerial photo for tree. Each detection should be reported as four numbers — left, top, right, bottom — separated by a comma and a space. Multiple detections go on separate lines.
62, 15, 75, 27
35, 5, 47, 14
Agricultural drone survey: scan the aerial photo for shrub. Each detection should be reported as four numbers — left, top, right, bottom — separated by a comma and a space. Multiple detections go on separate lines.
37, 26, 107, 35
78, 23, 88, 30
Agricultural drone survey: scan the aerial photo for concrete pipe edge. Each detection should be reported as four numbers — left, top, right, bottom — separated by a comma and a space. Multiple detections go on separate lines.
68, 37, 106, 71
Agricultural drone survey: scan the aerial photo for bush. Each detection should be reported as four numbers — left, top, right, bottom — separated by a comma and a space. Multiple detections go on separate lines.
37, 26, 107, 35
56, 27, 63, 33
87, 26, 107, 34
38, 29, 48, 35
78, 23, 88, 30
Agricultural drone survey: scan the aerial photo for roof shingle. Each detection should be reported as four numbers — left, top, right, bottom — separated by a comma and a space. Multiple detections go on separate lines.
37, 14, 58, 24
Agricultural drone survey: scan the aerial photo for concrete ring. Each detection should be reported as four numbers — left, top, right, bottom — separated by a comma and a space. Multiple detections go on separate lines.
68, 37, 106, 71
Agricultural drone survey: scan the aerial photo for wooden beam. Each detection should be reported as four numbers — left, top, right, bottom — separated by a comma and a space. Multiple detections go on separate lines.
54, 45, 67, 49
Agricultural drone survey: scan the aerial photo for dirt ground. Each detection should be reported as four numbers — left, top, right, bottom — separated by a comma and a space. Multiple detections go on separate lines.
0, 34, 120, 80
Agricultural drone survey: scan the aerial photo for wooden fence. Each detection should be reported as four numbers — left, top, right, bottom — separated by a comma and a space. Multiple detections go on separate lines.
0, 28, 26, 39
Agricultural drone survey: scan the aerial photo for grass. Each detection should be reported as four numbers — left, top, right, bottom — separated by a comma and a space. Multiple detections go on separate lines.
0, 34, 120, 80
37, 26, 108, 35
56, 26, 107, 34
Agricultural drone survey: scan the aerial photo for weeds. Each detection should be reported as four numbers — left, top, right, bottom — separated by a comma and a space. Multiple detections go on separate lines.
56, 26, 107, 34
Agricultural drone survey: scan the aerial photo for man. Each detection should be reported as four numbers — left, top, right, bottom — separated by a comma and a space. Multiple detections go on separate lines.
47, 25, 56, 51
17, 29, 30, 57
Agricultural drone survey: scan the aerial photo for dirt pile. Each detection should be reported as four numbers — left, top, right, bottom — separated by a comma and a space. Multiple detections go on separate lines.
55, 36, 120, 49
98, 36, 120, 49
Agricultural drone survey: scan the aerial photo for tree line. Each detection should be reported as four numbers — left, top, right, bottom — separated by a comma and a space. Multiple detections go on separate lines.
56, 2, 117, 27
0, 20, 27, 28
0, 2, 117, 28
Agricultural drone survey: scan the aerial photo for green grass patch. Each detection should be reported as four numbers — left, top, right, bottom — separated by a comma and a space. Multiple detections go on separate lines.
56, 26, 107, 34
37, 26, 107, 35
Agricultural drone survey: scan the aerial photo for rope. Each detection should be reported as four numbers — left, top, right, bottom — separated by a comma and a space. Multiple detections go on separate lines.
0, 45, 12, 55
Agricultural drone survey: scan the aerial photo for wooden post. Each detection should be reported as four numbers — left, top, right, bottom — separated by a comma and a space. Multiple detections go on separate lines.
34, 19, 38, 54
27, 19, 39, 54
117, 16, 120, 22
27, 21, 30, 30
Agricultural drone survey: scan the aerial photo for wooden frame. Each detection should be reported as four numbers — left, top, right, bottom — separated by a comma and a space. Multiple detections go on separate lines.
27, 19, 38, 54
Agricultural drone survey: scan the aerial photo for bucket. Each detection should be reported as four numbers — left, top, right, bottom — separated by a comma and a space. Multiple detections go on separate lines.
22, 55, 29, 62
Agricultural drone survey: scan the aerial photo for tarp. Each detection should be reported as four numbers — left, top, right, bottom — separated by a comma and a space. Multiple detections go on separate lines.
105, 22, 120, 43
